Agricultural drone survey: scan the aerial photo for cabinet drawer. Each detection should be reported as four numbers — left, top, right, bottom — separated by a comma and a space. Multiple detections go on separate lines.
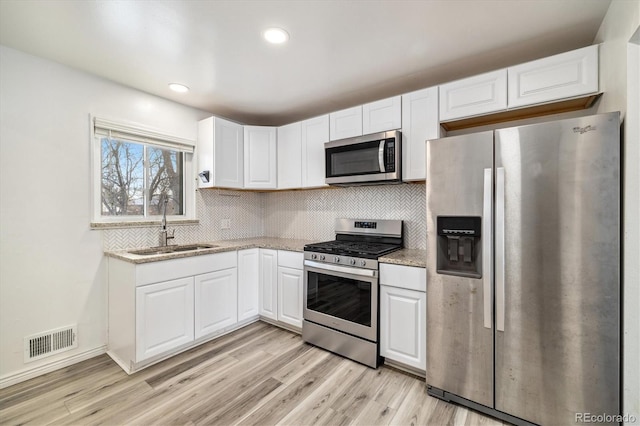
508, 45, 598, 108
380, 263, 426, 292
439, 69, 507, 121
277, 250, 303, 269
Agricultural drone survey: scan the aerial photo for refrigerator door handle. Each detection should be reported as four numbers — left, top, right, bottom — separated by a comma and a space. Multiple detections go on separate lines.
496, 167, 506, 332
483, 168, 492, 329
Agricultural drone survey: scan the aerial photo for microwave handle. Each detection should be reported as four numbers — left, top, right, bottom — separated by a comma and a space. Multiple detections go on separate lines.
378, 140, 386, 173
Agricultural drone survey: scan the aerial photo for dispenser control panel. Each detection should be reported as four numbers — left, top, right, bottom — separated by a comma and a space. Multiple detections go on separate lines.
436, 216, 482, 278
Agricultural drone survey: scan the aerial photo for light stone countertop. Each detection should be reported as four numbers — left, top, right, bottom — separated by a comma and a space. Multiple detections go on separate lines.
379, 248, 427, 268
106, 236, 426, 268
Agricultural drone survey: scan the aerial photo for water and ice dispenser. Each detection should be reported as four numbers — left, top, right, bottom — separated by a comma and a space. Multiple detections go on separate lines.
436, 216, 482, 278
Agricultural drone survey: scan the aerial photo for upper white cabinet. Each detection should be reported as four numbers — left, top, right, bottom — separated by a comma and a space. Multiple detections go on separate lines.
363, 96, 402, 134
277, 122, 302, 189
244, 126, 277, 189
401, 87, 439, 181
330, 106, 363, 140
301, 115, 330, 188
439, 69, 508, 121
197, 116, 244, 189
508, 45, 598, 109
237, 248, 260, 322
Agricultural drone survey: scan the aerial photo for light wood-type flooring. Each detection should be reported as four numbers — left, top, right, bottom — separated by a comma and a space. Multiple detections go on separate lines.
0, 322, 506, 426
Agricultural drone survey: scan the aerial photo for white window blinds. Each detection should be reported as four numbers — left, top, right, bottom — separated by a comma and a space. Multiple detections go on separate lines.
93, 117, 195, 153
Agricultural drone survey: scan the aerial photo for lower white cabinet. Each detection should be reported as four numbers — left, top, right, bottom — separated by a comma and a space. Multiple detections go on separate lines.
135, 277, 194, 361
379, 263, 427, 372
195, 268, 238, 339
237, 248, 259, 321
259, 249, 278, 320
277, 266, 303, 328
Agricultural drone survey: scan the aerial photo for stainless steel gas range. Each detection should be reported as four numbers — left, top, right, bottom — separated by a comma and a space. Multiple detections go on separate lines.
302, 218, 403, 368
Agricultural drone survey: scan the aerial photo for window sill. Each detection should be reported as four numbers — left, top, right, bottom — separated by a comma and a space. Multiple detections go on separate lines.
90, 219, 199, 230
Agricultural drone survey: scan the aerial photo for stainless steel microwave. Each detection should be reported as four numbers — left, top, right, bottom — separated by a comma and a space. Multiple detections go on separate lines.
325, 130, 401, 186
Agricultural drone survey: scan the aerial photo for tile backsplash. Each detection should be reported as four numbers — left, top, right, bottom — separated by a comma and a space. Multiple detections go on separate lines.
103, 183, 426, 251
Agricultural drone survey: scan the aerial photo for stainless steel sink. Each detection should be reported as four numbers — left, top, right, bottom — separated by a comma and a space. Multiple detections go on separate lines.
128, 244, 218, 256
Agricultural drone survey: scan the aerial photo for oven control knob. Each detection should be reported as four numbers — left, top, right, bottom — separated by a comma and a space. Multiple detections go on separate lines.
360, 260, 367, 267
319, 255, 325, 261
311, 254, 317, 260
334, 257, 340, 263
350, 259, 356, 265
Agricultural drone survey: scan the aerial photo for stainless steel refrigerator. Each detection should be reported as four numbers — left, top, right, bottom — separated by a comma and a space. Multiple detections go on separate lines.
426, 112, 620, 426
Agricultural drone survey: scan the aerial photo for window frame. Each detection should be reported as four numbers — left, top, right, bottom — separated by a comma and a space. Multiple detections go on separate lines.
90, 116, 196, 226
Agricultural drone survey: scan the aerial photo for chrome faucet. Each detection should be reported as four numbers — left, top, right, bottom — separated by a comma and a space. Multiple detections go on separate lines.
160, 198, 175, 246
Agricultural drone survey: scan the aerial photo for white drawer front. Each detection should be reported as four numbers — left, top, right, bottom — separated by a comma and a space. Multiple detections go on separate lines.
380, 263, 426, 292
277, 250, 303, 269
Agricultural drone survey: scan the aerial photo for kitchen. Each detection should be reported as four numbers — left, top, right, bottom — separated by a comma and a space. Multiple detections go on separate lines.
0, 1, 638, 425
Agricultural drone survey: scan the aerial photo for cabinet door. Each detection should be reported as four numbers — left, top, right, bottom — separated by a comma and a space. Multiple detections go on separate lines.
439, 69, 507, 121
277, 122, 302, 189
301, 115, 329, 188
401, 87, 439, 181
259, 249, 278, 320
380, 285, 426, 371
362, 96, 402, 134
194, 269, 238, 339
330, 106, 363, 140
214, 117, 244, 189
244, 126, 277, 189
136, 277, 194, 361
277, 266, 303, 329
508, 45, 598, 109
237, 249, 259, 322
197, 117, 215, 189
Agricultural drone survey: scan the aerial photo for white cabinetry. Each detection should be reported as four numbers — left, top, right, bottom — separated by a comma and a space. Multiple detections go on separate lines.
237, 248, 260, 322
136, 277, 194, 361
439, 69, 508, 121
301, 115, 329, 188
330, 106, 363, 140
508, 45, 598, 109
379, 263, 426, 372
401, 87, 439, 181
363, 96, 402, 134
259, 249, 278, 320
277, 122, 302, 189
195, 268, 238, 339
244, 126, 277, 189
277, 250, 304, 329
108, 251, 240, 373
197, 116, 244, 189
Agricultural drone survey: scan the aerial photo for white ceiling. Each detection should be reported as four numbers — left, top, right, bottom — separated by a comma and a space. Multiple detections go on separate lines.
0, 0, 612, 126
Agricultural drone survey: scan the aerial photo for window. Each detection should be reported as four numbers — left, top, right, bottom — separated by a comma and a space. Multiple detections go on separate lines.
92, 117, 195, 224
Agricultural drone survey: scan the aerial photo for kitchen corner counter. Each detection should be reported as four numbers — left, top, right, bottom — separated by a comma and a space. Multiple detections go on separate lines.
379, 249, 427, 268
105, 237, 315, 264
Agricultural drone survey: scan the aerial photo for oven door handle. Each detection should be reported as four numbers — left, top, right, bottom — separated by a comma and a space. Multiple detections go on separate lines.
378, 140, 386, 173
304, 260, 378, 278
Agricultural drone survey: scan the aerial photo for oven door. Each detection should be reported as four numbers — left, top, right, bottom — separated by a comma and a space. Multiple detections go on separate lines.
303, 260, 378, 342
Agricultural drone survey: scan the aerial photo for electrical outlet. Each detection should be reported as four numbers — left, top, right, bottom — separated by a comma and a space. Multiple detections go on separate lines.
221, 219, 231, 229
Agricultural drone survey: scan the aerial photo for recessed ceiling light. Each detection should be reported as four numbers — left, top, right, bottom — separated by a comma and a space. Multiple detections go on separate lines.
168, 83, 189, 93
263, 27, 289, 44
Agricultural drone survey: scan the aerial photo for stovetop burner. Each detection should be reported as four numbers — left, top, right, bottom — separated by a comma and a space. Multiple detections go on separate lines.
304, 240, 401, 258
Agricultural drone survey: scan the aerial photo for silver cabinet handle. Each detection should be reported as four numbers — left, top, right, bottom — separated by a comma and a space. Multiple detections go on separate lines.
304, 260, 377, 278
378, 140, 386, 173
483, 168, 492, 329
496, 167, 506, 332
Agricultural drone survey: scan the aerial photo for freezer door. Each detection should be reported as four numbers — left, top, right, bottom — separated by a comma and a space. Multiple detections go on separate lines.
494, 113, 620, 425
426, 131, 494, 407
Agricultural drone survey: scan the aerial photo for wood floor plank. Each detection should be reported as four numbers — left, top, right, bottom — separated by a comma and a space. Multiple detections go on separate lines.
350, 398, 397, 426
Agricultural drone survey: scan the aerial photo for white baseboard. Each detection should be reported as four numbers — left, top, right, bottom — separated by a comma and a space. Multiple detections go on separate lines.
0, 346, 107, 389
